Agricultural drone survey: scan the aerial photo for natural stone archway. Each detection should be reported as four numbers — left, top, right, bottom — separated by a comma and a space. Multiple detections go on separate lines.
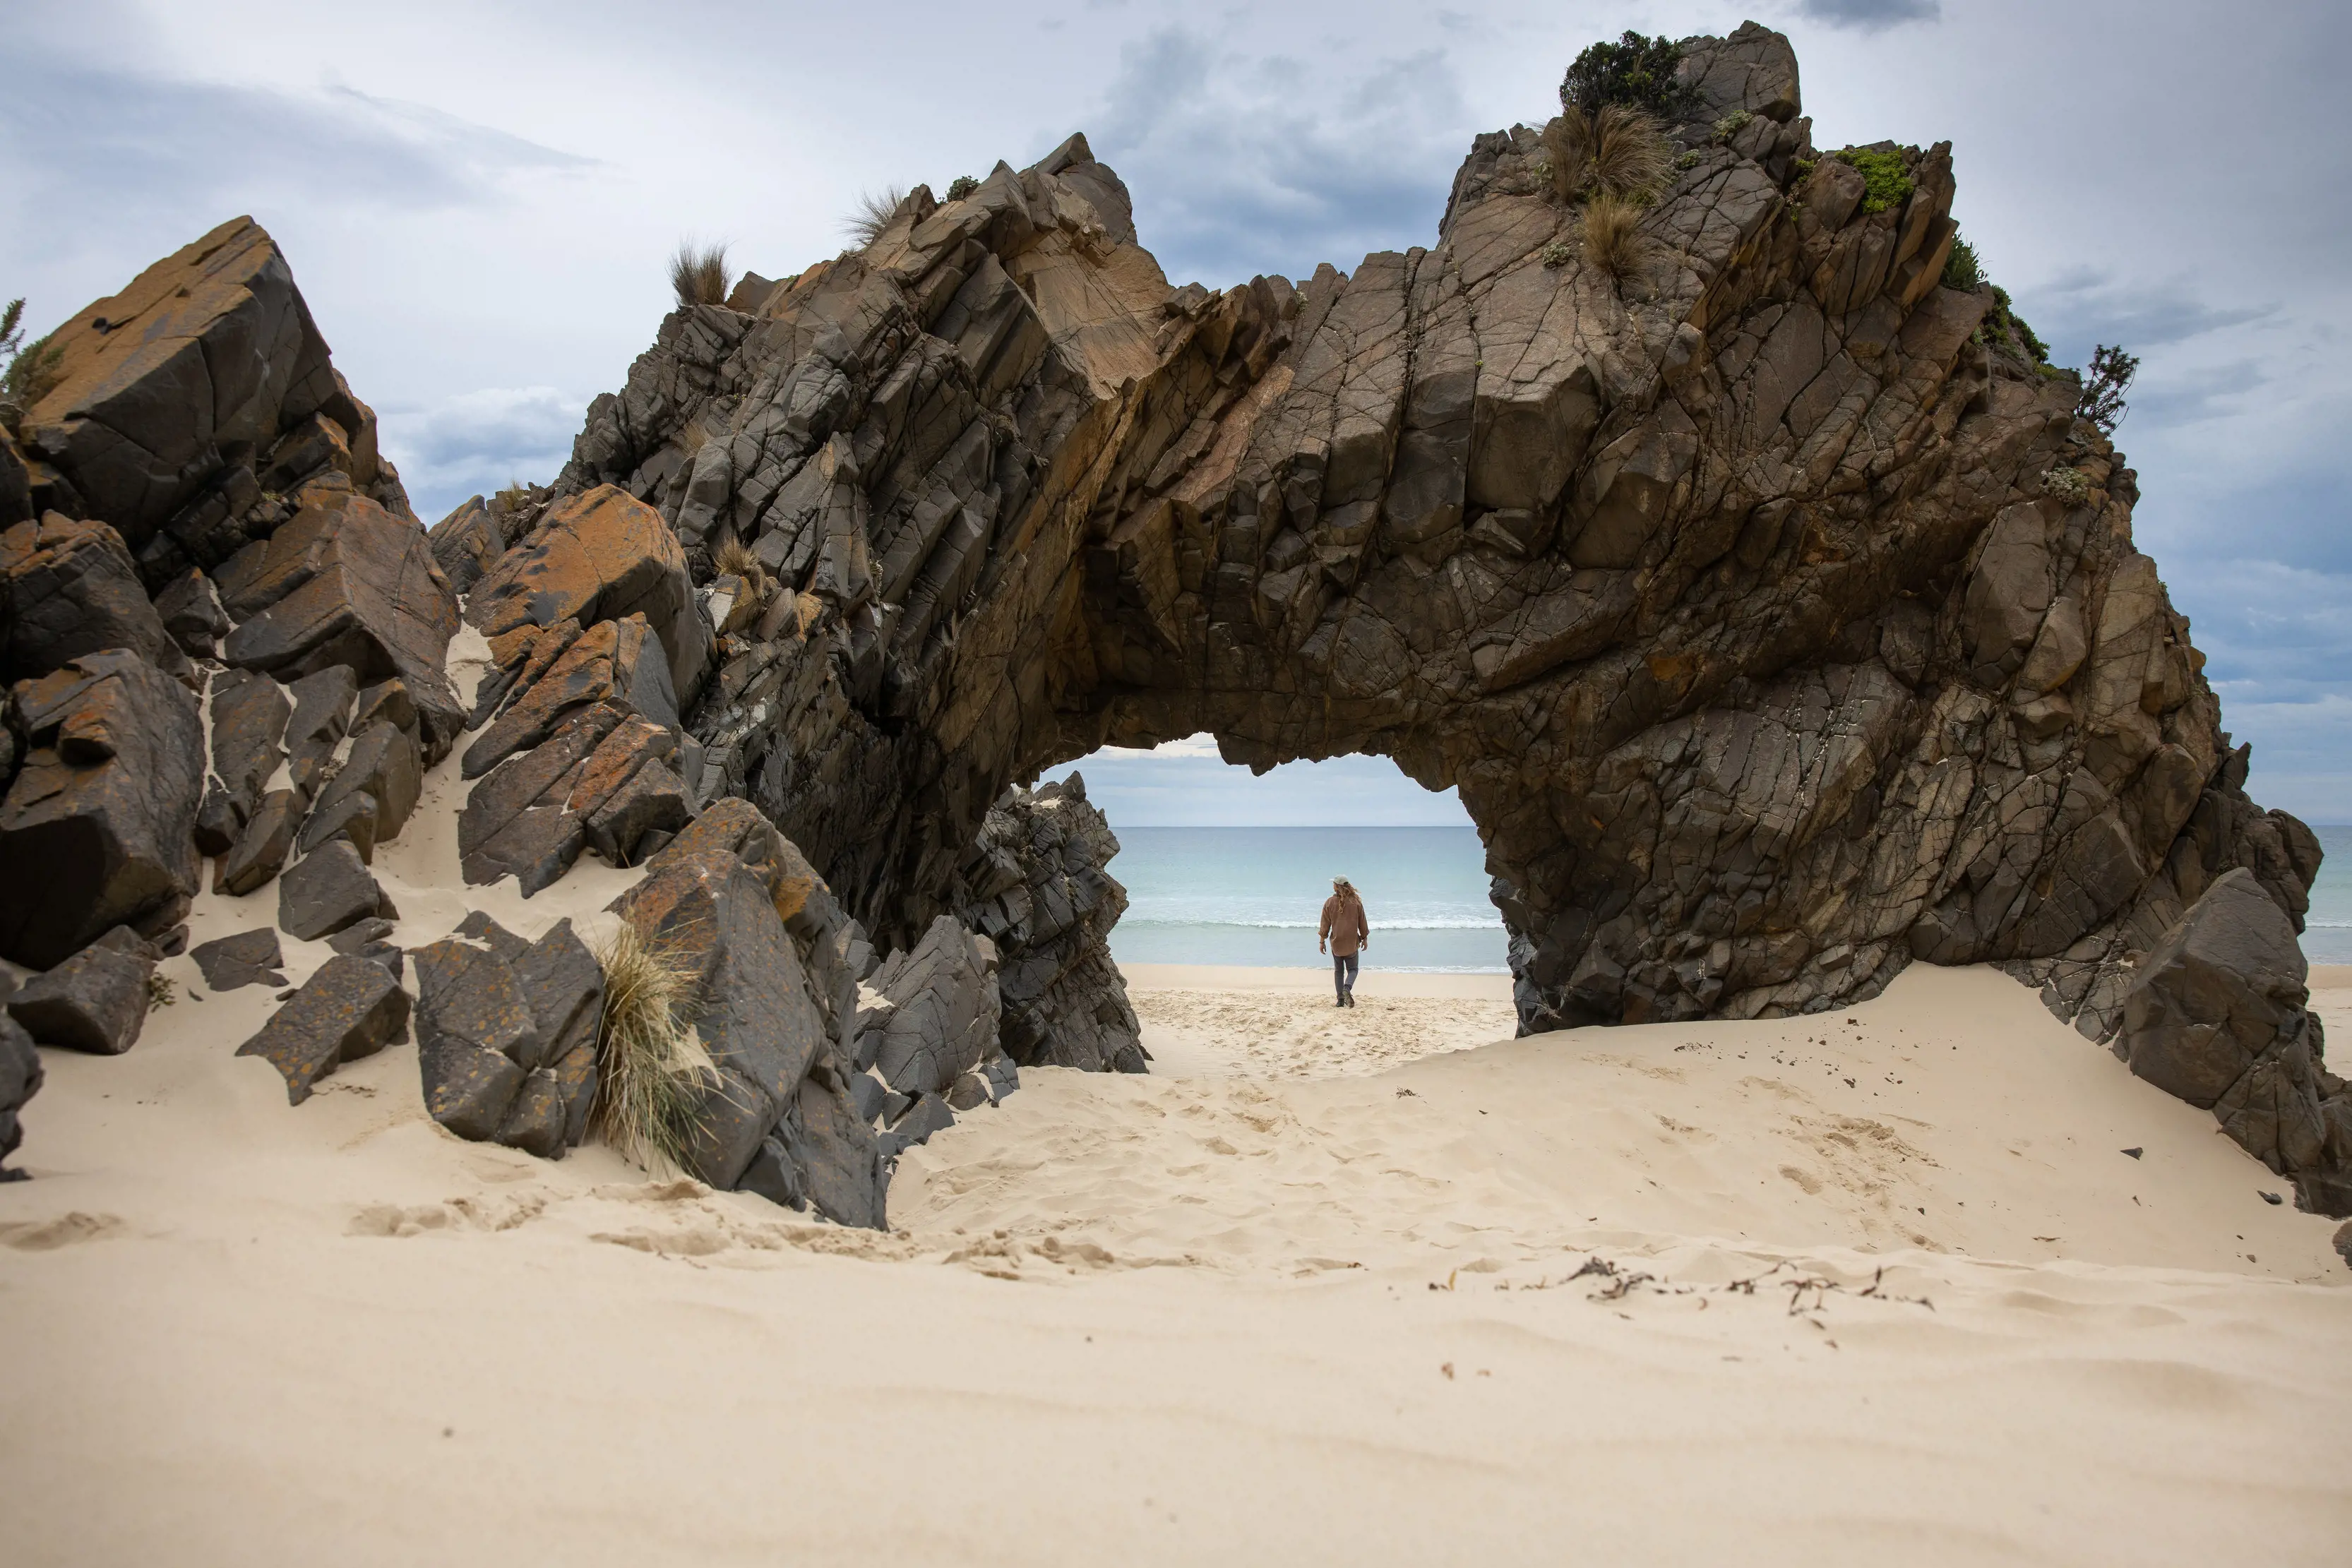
549, 24, 2320, 1067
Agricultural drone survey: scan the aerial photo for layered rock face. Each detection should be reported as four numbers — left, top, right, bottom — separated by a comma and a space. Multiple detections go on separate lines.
550, 25, 2334, 1202
956, 774, 1145, 1074
0, 27, 2336, 1216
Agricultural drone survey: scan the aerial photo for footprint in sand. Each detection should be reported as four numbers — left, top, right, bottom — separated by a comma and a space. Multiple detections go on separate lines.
0, 1211, 124, 1250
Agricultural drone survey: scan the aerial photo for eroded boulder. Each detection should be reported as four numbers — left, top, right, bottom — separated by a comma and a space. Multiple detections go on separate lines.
6, 930, 154, 1055
602, 799, 888, 1224
413, 917, 602, 1158
0, 650, 203, 969
0, 1012, 42, 1179
955, 773, 1145, 1074
2122, 868, 2351, 1212
235, 951, 410, 1103
858, 914, 1002, 1099
466, 484, 713, 707
0, 513, 190, 683
191, 927, 286, 992
458, 698, 690, 894
276, 839, 390, 942
219, 491, 464, 759
15, 218, 340, 547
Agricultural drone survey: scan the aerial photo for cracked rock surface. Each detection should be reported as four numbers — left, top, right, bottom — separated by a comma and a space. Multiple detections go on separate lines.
542, 26, 2333, 1202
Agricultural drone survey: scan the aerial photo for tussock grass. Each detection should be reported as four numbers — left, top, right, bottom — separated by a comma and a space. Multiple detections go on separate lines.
715, 537, 769, 599
1582, 193, 1651, 285
591, 921, 721, 1175
842, 186, 908, 248
1543, 104, 1669, 205
669, 241, 732, 309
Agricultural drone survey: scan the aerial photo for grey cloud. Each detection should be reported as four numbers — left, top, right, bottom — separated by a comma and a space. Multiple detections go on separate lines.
377, 386, 586, 525
1087, 28, 1469, 288
2030, 269, 2279, 366
1796, 0, 1941, 30
0, 54, 591, 230
2122, 358, 2271, 433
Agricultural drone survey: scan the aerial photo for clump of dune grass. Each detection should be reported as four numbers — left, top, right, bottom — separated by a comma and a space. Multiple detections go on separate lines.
669, 241, 732, 309
715, 536, 769, 599
1543, 104, 1670, 204
842, 185, 908, 248
1582, 192, 1651, 285
591, 921, 722, 1175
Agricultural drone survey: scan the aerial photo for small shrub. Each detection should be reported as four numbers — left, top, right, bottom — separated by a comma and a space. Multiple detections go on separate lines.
1712, 108, 1753, 144
2014, 313, 2050, 364
842, 185, 909, 247
1582, 192, 1650, 284
2042, 467, 2091, 503
1, 297, 64, 413
1560, 30, 1693, 119
1541, 240, 1573, 269
1978, 284, 2052, 366
146, 972, 175, 1012
591, 921, 723, 1175
1941, 236, 1982, 292
1834, 148, 1914, 215
492, 479, 532, 512
668, 241, 731, 309
1791, 156, 1816, 183
2077, 343, 2139, 436
944, 174, 979, 201
1674, 150, 1700, 172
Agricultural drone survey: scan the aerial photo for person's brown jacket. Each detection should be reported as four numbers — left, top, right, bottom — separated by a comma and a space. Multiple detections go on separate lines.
1320, 891, 1368, 957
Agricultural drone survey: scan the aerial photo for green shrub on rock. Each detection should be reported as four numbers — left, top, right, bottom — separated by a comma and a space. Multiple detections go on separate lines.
945, 175, 979, 201
1834, 147, 1914, 215
1942, 236, 1982, 292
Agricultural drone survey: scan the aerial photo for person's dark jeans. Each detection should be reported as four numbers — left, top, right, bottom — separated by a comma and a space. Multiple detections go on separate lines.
1332, 951, 1359, 1001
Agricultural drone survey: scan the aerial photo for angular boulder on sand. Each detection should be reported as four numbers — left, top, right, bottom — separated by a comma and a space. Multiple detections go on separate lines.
2122, 868, 2352, 1211
859, 915, 1003, 1101
275, 839, 391, 942
0, 650, 203, 969
412, 916, 603, 1157
607, 803, 835, 1188
190, 928, 286, 993
599, 799, 889, 1225
6, 930, 155, 1055
0, 1011, 41, 1179
235, 952, 410, 1104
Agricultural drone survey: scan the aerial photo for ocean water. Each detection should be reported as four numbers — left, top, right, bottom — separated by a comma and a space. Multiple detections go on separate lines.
2308, 825, 2352, 963
1098, 825, 2352, 971
1104, 827, 1510, 972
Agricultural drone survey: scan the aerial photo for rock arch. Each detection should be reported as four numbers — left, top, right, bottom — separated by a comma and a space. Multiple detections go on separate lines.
550, 25, 2318, 1065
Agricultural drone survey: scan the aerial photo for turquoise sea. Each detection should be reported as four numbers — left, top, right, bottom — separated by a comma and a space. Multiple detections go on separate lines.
1097, 825, 2352, 970
1104, 827, 1509, 972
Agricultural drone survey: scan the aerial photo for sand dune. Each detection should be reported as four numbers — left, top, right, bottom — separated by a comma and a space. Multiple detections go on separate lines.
3, 908, 2349, 1561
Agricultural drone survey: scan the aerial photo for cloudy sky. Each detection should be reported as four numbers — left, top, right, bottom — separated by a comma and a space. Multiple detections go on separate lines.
4, 0, 2344, 824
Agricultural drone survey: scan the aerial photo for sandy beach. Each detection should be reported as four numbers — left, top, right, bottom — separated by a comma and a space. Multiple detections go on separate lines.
4, 923, 2349, 1564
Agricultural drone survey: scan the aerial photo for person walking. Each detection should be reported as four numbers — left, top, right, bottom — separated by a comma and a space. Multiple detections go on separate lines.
1319, 876, 1369, 1007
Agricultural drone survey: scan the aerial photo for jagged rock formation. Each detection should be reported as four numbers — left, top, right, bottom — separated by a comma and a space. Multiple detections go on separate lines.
0, 26, 2336, 1216
956, 773, 1145, 1073
0, 650, 203, 967
7, 216, 414, 563
549, 25, 2334, 1204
